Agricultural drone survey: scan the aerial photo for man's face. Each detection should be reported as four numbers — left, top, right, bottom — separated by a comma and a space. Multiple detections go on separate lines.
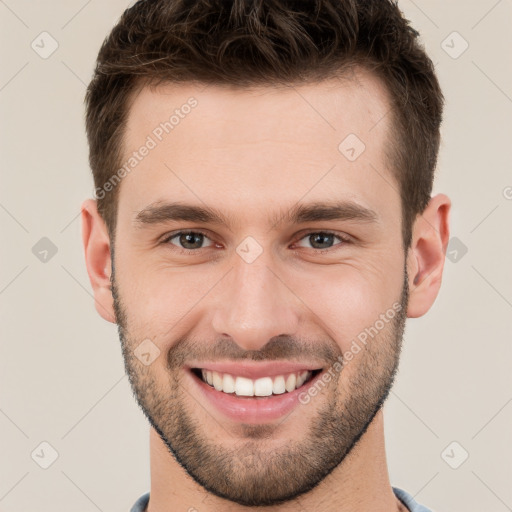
112, 70, 409, 506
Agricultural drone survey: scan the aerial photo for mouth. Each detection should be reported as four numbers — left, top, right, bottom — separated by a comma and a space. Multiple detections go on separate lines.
190, 367, 323, 398
186, 362, 327, 423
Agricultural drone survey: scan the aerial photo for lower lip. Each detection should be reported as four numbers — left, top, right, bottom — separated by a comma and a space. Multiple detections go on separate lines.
188, 369, 323, 424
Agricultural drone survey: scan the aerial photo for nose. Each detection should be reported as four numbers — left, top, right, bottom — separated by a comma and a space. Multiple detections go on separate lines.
211, 254, 300, 352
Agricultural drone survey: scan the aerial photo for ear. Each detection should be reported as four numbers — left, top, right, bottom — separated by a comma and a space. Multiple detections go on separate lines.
406, 193, 451, 318
81, 199, 116, 323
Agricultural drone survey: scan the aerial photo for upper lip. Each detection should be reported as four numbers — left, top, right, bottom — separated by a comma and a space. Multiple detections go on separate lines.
187, 361, 324, 380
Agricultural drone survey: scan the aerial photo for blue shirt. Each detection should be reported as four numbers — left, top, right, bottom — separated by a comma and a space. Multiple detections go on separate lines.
130, 486, 432, 511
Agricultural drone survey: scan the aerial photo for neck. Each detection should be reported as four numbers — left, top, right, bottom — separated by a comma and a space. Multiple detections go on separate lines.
146, 409, 407, 512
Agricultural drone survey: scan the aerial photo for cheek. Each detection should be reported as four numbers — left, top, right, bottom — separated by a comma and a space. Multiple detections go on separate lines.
289, 263, 400, 354
116, 260, 215, 339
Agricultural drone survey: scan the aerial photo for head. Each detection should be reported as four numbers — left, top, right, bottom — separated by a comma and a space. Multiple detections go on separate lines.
82, 0, 450, 507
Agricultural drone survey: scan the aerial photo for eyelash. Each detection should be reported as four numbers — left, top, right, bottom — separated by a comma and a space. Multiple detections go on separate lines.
161, 229, 352, 255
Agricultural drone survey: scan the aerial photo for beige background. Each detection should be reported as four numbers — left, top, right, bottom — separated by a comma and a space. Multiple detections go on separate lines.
1, 1, 511, 511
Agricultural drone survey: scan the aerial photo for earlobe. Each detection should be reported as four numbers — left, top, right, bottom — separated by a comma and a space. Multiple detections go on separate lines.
81, 199, 116, 323
406, 193, 451, 318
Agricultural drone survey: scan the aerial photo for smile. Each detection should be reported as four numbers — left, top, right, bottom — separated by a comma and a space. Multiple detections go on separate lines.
191, 368, 322, 397
188, 366, 326, 424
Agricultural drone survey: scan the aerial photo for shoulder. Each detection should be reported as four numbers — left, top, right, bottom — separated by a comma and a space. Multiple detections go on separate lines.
392, 486, 434, 512
130, 491, 150, 512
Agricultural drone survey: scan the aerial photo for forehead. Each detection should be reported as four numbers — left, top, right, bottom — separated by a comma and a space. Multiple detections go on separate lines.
119, 69, 398, 226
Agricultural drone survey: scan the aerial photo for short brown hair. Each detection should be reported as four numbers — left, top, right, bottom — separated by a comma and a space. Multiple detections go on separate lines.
85, 0, 443, 249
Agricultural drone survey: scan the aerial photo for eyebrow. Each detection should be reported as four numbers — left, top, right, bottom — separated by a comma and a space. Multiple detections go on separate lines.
134, 200, 379, 230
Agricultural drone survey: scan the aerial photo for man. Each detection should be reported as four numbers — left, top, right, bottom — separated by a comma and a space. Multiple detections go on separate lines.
81, 1, 450, 510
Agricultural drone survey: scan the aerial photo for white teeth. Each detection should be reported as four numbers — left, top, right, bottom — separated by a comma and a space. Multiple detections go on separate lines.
285, 373, 296, 392
199, 369, 315, 396
235, 376, 254, 396
272, 375, 286, 394
222, 373, 236, 393
297, 371, 308, 387
212, 372, 223, 391
254, 377, 273, 397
